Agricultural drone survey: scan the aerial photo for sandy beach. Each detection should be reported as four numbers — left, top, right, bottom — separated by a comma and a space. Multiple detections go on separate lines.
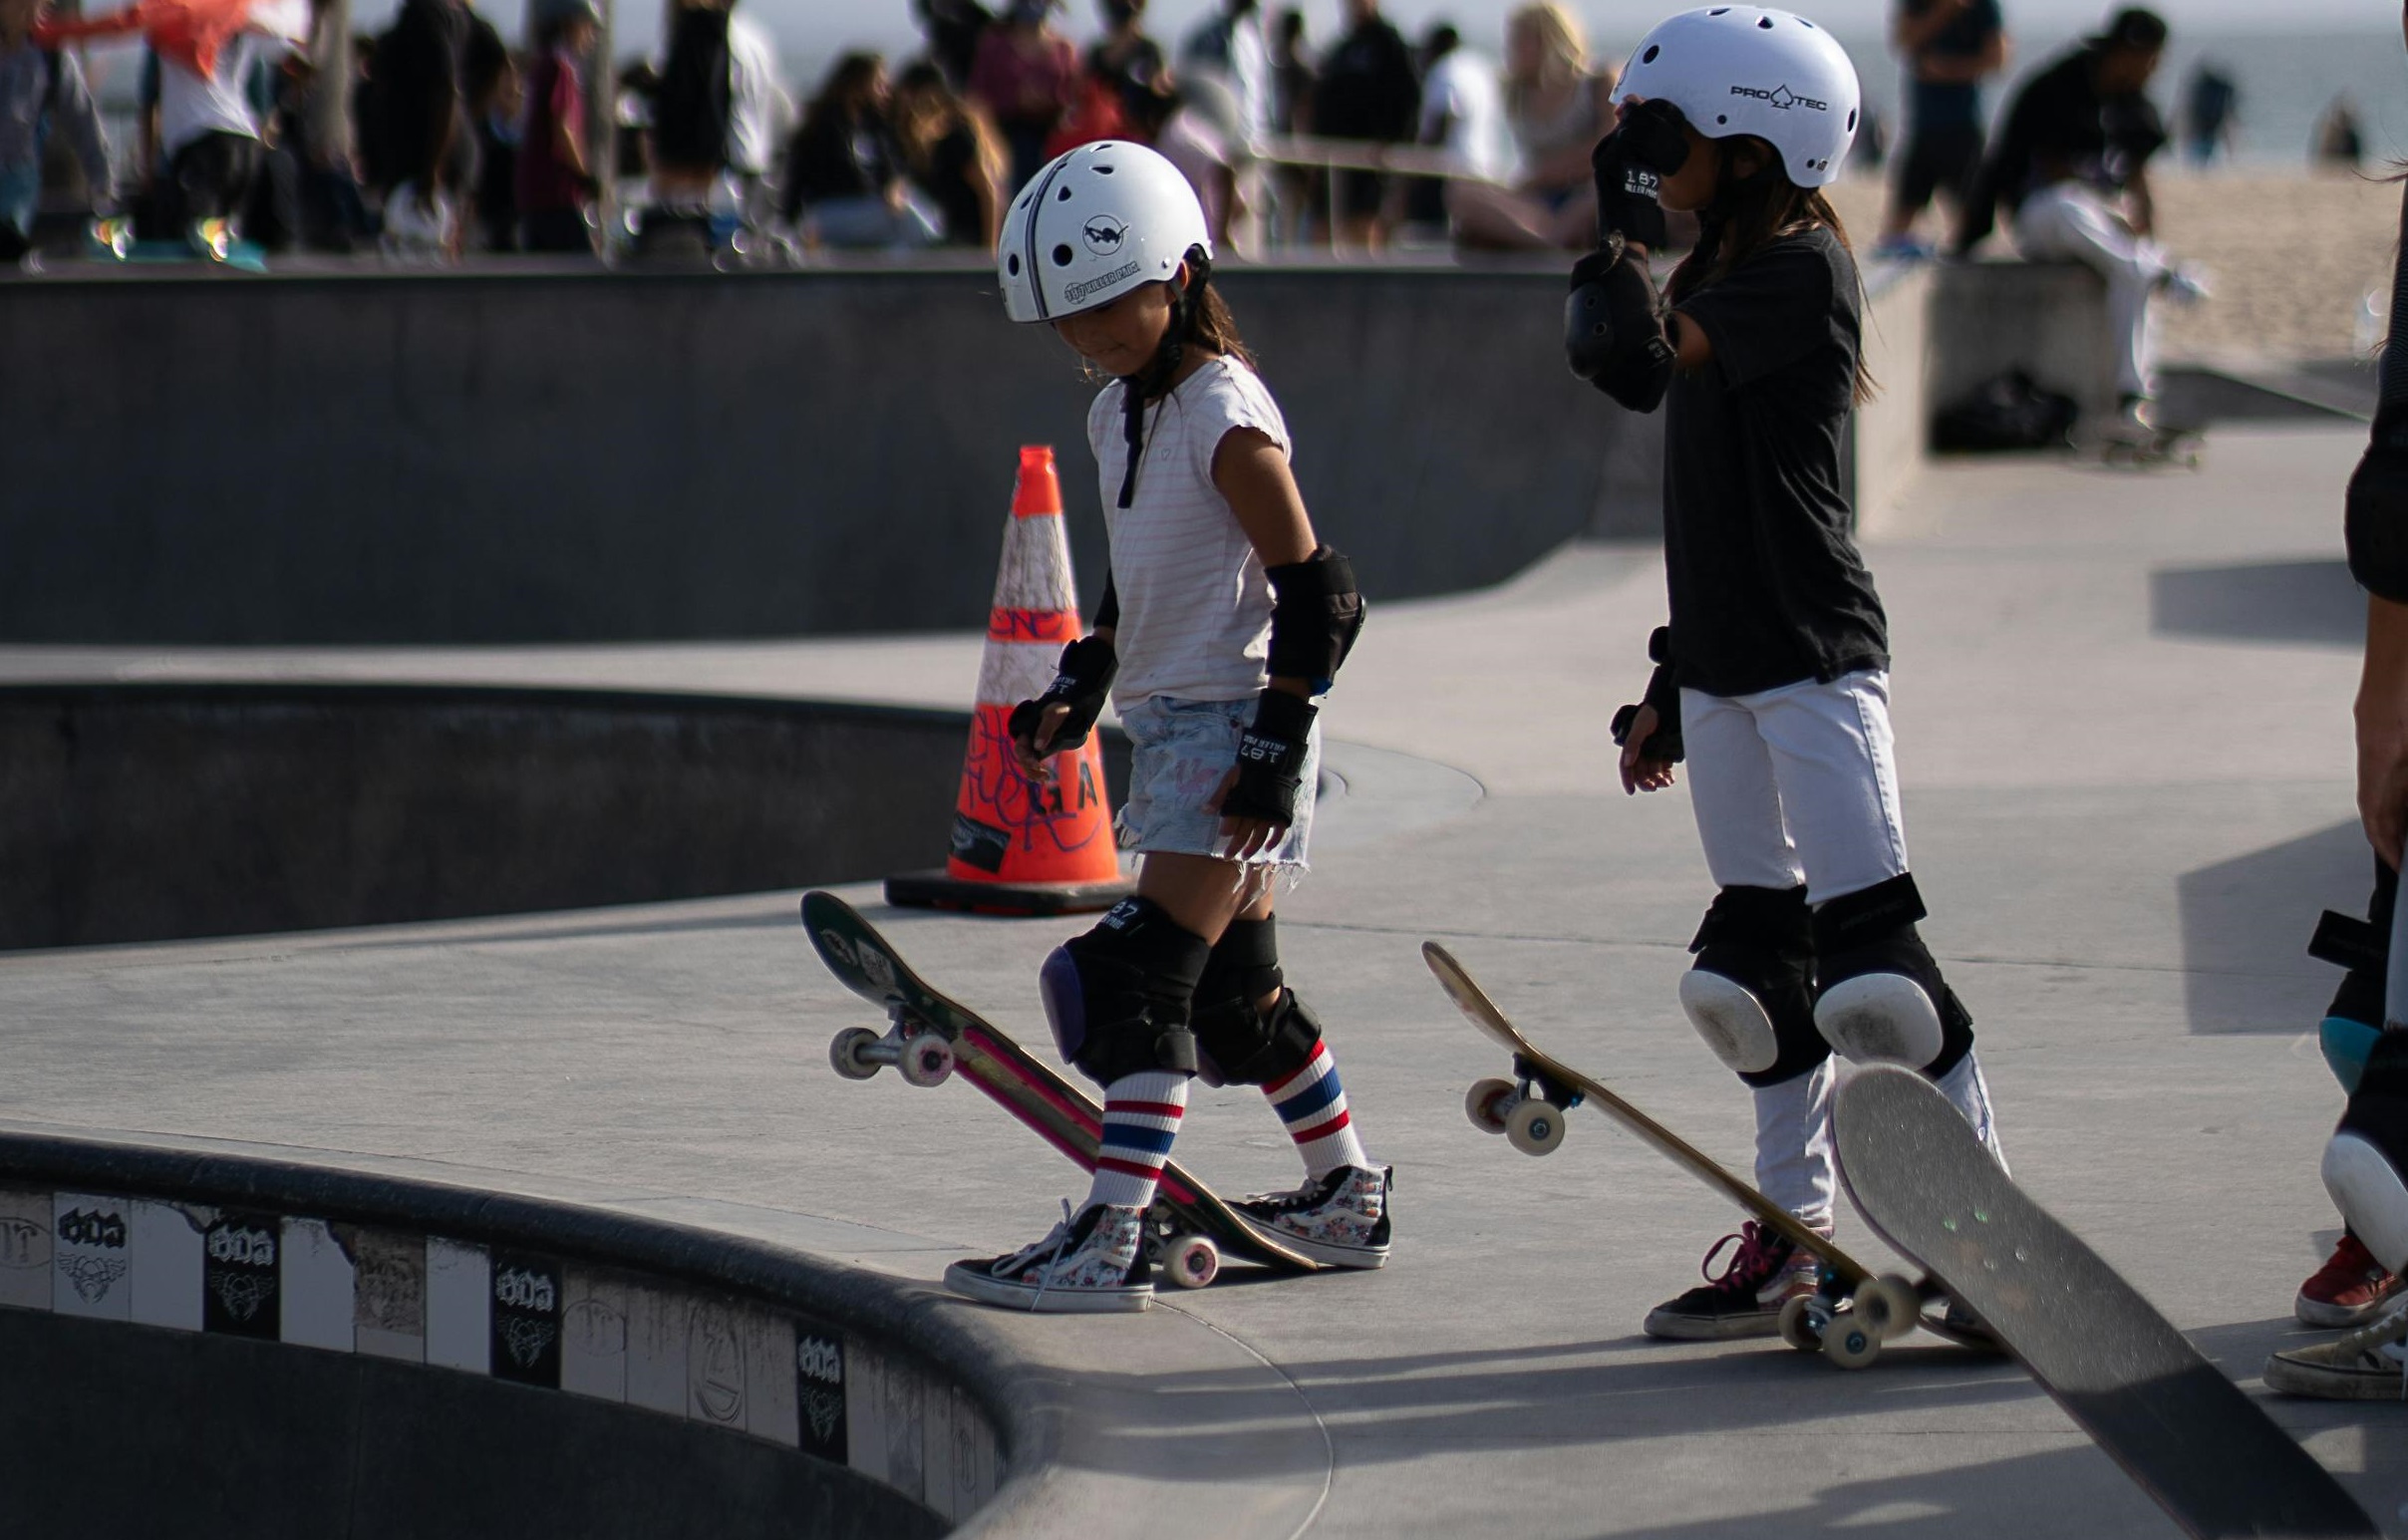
1827, 166, 2401, 364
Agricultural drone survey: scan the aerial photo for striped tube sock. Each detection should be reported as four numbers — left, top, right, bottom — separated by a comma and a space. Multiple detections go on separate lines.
1083, 1071, 1190, 1212
1264, 1044, 1367, 1179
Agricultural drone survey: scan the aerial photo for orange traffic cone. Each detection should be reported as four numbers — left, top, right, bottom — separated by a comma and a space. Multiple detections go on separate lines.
885, 447, 1132, 916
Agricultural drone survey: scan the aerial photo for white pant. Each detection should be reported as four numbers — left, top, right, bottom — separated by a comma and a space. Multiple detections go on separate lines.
2011, 180, 2172, 401
1682, 671, 1908, 905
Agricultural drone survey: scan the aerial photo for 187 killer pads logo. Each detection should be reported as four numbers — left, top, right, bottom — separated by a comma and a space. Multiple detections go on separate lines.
204, 1212, 281, 1338
490, 1253, 562, 1386
795, 1329, 847, 1460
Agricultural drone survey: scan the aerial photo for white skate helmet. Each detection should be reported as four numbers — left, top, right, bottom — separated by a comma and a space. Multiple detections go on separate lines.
1614, 6, 1862, 188
997, 141, 1212, 324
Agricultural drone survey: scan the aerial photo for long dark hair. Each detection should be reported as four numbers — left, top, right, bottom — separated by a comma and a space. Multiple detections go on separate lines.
1665, 137, 1874, 406
1190, 280, 1255, 370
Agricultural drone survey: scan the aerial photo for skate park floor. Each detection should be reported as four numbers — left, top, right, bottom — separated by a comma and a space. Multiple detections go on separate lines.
0, 423, 2397, 1537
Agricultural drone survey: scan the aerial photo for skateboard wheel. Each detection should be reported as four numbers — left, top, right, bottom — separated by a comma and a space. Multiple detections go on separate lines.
1777, 1293, 1823, 1353
899, 1035, 955, 1087
1464, 1078, 1516, 1135
1163, 1234, 1220, 1290
1853, 1274, 1922, 1342
829, 1028, 885, 1081
1504, 1096, 1566, 1156
1824, 1319, 1883, 1370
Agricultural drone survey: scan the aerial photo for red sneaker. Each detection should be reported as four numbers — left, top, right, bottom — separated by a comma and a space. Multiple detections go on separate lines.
2296, 1233, 2405, 1329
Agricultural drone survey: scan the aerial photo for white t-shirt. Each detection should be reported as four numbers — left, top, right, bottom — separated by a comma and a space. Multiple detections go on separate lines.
1418, 49, 1513, 183
724, 12, 790, 178
1086, 355, 1291, 707
157, 37, 264, 159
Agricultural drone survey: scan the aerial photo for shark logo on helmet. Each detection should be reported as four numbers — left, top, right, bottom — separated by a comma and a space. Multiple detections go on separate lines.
1082, 215, 1129, 255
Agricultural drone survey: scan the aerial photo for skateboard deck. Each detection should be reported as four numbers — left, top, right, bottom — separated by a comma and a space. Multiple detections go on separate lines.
802, 890, 1318, 1285
1424, 941, 1988, 1365
1836, 1064, 2378, 1540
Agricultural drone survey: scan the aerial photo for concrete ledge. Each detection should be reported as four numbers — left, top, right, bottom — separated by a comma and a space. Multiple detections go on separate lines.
1927, 258, 2118, 432
0, 262, 1617, 646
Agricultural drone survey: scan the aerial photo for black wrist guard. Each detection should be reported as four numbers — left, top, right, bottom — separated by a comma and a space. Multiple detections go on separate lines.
1265, 545, 1365, 694
1222, 689, 1316, 827
1610, 625, 1683, 763
2348, 412, 2408, 604
1566, 237, 1674, 414
1008, 634, 1116, 756
1589, 116, 1672, 251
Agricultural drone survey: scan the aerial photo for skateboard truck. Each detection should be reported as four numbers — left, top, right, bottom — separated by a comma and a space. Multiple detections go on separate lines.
1464, 1054, 1587, 1156
828, 1012, 958, 1088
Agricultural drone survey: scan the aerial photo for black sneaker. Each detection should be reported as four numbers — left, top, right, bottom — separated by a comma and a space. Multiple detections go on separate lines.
1644, 1221, 1820, 1341
1236, 1165, 1391, 1268
944, 1202, 1152, 1313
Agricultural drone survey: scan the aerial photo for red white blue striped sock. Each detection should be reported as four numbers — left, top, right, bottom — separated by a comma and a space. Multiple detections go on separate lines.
1084, 1072, 1189, 1212
1264, 1044, 1366, 1179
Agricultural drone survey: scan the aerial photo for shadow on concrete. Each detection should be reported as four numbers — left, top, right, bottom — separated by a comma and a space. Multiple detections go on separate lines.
2178, 820, 2373, 1036
2150, 560, 2363, 649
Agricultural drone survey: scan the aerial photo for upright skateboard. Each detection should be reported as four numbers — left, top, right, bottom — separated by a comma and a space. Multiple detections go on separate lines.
1836, 1065, 2378, 1540
1424, 942, 1991, 1368
802, 890, 1320, 1287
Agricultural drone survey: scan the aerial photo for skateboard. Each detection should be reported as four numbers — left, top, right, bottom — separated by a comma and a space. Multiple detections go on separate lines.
88, 215, 267, 272
801, 890, 1320, 1287
2095, 425, 2204, 470
1424, 941, 1991, 1368
1835, 1065, 2378, 1540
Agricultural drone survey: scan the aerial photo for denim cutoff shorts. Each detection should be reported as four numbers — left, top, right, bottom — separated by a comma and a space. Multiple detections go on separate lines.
1115, 695, 1318, 869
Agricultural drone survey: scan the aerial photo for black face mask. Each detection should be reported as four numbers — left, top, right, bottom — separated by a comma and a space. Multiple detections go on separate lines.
1620, 98, 1692, 178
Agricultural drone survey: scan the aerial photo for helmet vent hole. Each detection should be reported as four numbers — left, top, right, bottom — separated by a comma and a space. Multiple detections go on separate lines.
1053, 243, 1074, 266
1757, 15, 1772, 26
1708, 7, 1727, 14
1007, 253, 1021, 275
1800, 17, 1816, 25
1846, 108, 1858, 131
1096, 163, 1115, 173
1716, 114, 1728, 125
1641, 43, 1658, 62
1056, 185, 1072, 200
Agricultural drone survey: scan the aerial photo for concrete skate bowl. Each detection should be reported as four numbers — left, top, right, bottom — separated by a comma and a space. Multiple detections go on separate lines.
0, 1129, 1013, 1539
0, 683, 1129, 950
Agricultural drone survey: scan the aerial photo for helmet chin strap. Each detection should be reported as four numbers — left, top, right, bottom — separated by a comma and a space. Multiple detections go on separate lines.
1115, 245, 1213, 509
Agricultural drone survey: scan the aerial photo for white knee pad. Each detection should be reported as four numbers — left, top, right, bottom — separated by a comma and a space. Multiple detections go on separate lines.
1814, 973, 1944, 1068
1678, 970, 1779, 1076
2324, 1131, 2408, 1276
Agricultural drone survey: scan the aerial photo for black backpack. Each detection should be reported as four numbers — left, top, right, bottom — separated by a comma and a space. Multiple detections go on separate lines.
1933, 368, 2081, 453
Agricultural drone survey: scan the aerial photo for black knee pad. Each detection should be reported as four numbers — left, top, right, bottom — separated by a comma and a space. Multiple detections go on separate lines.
1681, 885, 1830, 1088
1196, 915, 1285, 1012
1812, 873, 1974, 1078
1038, 896, 1207, 1087
1191, 915, 1320, 1086
1193, 988, 1326, 1088
2330, 1032, 2408, 1272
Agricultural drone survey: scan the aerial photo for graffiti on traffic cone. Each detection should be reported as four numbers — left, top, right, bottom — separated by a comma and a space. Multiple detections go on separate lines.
885, 446, 1132, 916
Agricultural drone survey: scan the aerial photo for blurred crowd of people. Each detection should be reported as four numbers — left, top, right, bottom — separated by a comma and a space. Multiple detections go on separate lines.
0, 0, 1661, 264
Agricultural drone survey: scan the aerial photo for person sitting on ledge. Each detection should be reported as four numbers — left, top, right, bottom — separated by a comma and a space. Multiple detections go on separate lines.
1955, 6, 2208, 443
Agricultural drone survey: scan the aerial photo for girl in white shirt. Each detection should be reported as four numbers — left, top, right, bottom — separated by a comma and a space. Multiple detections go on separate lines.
945, 141, 1388, 1313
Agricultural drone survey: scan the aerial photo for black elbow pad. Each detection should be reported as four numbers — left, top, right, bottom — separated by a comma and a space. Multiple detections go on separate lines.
1565, 241, 1673, 414
2348, 430, 2408, 604
1265, 546, 1365, 693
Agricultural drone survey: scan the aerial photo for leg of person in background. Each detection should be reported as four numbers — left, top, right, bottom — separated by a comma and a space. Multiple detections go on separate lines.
2266, 1029, 2408, 1395
0, 161, 38, 262
1444, 178, 1596, 251
1643, 687, 1834, 1341
1875, 123, 1942, 257
2296, 858, 2407, 1328
2013, 180, 2207, 431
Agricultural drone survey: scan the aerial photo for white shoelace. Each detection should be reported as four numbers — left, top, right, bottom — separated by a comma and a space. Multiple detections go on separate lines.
1030, 1197, 1078, 1315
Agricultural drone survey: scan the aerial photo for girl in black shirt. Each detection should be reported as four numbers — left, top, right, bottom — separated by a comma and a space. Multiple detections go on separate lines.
1568, 6, 2008, 1343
